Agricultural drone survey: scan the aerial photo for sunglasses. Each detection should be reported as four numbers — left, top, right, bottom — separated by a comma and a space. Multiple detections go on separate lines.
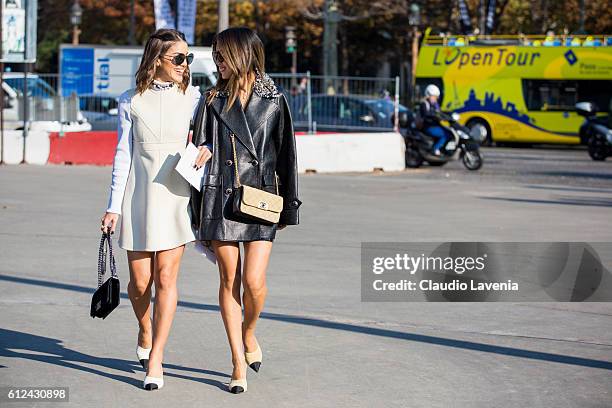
212, 50, 225, 65
163, 52, 194, 66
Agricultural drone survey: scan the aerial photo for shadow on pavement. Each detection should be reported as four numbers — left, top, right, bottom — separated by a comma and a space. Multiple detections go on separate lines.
524, 185, 612, 194
1, 274, 611, 372
0, 328, 229, 390
532, 171, 612, 180
479, 196, 612, 207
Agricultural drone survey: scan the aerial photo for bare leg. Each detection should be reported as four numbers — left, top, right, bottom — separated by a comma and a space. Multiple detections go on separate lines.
146, 245, 185, 378
212, 240, 246, 381
127, 251, 155, 349
242, 241, 272, 353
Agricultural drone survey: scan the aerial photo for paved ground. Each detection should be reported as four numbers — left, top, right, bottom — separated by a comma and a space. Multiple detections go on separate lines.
0, 146, 611, 407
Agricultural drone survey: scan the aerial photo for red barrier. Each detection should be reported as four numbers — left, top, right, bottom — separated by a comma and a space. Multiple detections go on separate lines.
48, 131, 117, 165
46, 130, 337, 166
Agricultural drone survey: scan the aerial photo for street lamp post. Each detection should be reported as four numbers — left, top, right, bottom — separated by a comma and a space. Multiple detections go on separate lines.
218, 0, 229, 33
70, 0, 82, 45
129, 0, 136, 45
285, 26, 298, 88
409, 3, 421, 104
323, 0, 340, 94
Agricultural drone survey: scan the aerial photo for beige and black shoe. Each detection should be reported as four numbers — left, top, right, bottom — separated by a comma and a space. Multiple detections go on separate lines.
143, 374, 164, 391
228, 377, 247, 394
245, 341, 262, 373
136, 345, 151, 370
228, 359, 248, 394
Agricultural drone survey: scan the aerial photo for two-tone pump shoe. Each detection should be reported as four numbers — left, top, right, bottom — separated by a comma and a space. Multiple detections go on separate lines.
136, 345, 151, 370
245, 341, 262, 373
228, 360, 248, 394
143, 374, 164, 391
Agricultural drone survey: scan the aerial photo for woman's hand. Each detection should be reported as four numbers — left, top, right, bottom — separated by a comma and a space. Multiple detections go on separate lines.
194, 145, 212, 170
100, 212, 119, 234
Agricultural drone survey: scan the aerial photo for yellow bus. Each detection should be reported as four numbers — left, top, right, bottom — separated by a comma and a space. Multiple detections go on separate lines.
415, 32, 612, 145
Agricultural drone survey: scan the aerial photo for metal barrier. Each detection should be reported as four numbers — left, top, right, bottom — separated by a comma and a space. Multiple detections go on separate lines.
270, 73, 401, 133
17, 95, 79, 122
2, 72, 401, 134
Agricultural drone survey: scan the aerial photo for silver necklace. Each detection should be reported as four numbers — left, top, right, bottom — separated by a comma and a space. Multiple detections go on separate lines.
151, 80, 174, 91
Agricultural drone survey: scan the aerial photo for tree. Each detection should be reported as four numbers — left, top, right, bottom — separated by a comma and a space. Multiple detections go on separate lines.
34, 0, 612, 74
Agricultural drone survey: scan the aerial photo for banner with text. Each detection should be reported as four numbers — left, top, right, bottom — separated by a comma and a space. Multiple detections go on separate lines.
154, 0, 175, 30
177, 0, 197, 44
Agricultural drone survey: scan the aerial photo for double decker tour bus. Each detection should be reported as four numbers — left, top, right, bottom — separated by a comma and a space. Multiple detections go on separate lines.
415, 31, 612, 145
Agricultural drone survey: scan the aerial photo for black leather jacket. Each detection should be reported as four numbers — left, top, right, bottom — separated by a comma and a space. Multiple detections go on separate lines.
418, 100, 442, 128
190, 72, 301, 242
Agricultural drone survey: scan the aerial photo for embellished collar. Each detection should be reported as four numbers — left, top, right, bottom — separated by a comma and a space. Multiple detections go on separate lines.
212, 69, 281, 99
151, 79, 175, 91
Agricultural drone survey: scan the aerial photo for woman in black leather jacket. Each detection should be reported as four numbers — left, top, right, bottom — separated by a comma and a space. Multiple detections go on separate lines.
190, 27, 301, 394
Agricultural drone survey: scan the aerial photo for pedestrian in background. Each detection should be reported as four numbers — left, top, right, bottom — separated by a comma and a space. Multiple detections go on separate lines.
100, 28, 206, 391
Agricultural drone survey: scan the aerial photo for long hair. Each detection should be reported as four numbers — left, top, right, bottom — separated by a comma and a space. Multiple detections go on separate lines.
206, 27, 266, 112
135, 29, 190, 94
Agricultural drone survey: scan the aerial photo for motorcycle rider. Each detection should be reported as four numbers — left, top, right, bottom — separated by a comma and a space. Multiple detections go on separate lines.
419, 84, 450, 156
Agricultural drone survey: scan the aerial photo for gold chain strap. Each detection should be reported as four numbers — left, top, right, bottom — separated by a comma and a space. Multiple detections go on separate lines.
230, 134, 241, 188
230, 132, 279, 195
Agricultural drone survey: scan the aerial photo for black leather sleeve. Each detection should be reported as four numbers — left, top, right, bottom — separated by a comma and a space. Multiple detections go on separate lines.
189, 96, 209, 235
276, 93, 302, 225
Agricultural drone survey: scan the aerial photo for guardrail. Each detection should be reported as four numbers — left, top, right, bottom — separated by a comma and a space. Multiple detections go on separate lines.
17, 95, 79, 122
2, 72, 401, 134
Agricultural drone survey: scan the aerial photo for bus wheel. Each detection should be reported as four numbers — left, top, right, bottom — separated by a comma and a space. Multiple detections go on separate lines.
467, 119, 492, 146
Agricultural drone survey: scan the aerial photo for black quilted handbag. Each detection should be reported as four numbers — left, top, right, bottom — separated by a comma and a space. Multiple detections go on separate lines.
90, 231, 120, 319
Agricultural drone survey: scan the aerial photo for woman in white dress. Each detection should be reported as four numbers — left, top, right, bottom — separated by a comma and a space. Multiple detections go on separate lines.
99, 29, 209, 390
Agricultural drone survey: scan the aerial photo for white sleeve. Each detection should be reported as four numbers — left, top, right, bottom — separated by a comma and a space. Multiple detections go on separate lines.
191, 85, 202, 121
106, 91, 133, 215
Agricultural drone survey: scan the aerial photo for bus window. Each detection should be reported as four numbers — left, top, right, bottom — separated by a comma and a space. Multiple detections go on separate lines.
522, 80, 577, 111
522, 79, 612, 112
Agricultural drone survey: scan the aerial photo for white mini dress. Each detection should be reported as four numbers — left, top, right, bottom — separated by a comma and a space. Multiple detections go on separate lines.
106, 81, 201, 251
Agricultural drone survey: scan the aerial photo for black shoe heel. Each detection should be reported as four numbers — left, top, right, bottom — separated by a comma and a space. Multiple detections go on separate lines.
139, 358, 149, 370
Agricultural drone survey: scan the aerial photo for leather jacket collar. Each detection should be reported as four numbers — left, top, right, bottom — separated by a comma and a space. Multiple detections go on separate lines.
209, 70, 282, 159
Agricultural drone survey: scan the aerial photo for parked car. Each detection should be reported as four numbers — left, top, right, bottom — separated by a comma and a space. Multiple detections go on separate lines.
79, 94, 120, 131
2, 73, 91, 132
288, 93, 409, 132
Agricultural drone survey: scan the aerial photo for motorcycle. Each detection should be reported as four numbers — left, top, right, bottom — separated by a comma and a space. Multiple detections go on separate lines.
575, 102, 612, 161
403, 111, 484, 171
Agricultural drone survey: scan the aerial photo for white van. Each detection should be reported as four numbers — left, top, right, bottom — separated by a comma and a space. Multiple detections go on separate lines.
59, 44, 218, 96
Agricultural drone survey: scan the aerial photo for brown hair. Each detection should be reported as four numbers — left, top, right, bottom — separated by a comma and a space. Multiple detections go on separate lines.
206, 27, 266, 112
135, 29, 190, 94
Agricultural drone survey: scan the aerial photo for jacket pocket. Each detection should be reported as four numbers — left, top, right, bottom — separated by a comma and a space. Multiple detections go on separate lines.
202, 174, 222, 219
262, 173, 279, 194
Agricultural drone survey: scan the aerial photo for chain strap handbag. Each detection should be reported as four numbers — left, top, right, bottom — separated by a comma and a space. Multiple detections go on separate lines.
90, 231, 120, 319
230, 133, 283, 224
